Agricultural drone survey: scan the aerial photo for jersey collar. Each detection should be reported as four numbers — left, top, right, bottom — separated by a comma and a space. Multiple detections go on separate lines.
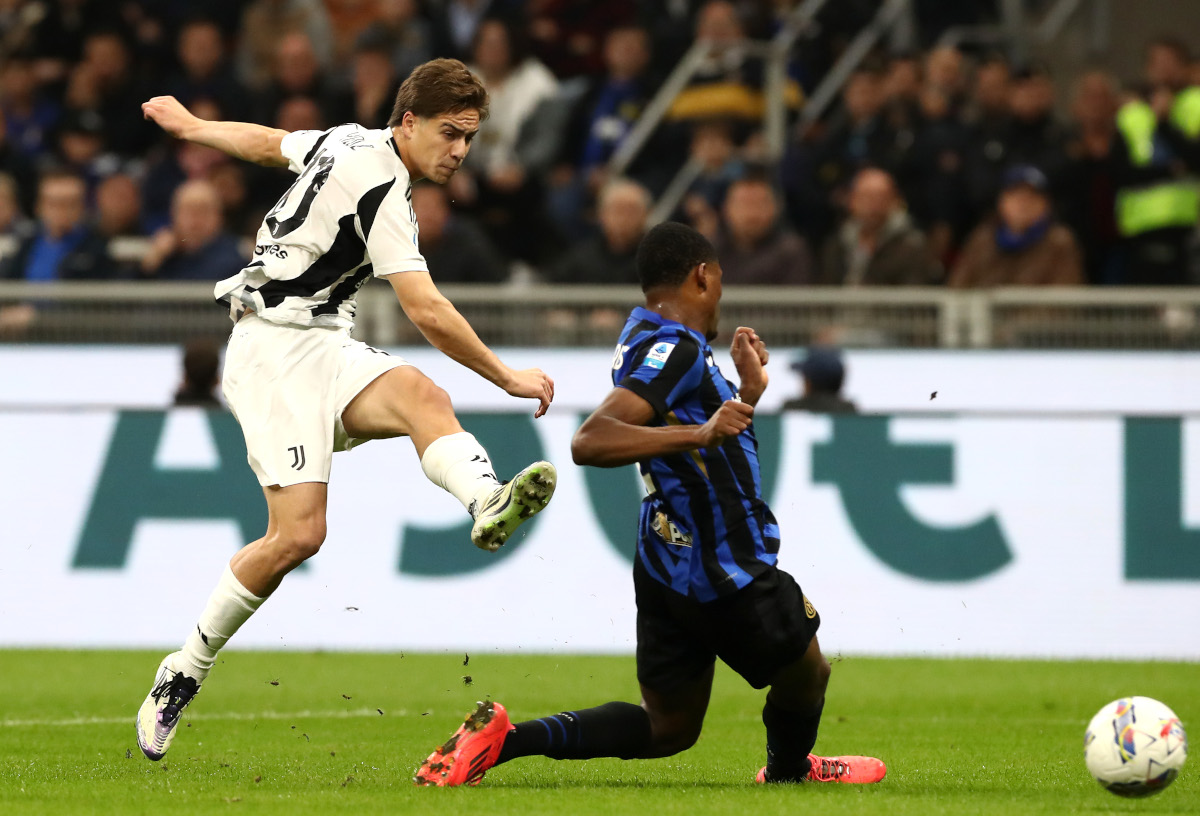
630, 306, 709, 346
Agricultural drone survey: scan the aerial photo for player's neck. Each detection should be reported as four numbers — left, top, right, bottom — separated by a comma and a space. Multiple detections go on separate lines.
391, 126, 425, 181
642, 298, 708, 339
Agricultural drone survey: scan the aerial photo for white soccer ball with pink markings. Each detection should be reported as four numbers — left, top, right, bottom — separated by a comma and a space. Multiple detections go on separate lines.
1084, 696, 1187, 797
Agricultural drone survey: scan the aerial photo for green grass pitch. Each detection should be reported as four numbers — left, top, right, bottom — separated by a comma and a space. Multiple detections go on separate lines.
0, 650, 1195, 815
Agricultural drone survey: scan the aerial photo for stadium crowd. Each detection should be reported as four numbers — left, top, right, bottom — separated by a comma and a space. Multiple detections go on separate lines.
0, 0, 1198, 289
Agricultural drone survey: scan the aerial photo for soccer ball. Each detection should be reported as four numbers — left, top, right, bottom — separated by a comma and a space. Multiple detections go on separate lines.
1084, 696, 1188, 797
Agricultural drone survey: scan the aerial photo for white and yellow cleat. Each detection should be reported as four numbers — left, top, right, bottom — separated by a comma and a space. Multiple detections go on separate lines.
470, 461, 557, 552
135, 652, 201, 761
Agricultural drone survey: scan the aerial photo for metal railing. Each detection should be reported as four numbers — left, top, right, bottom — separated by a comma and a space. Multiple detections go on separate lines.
5, 280, 1200, 350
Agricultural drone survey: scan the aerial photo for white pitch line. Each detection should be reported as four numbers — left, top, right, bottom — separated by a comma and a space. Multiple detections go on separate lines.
0, 707, 410, 728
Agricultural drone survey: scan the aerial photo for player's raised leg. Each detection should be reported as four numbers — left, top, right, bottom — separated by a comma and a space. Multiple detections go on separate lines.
414, 667, 713, 787
136, 482, 325, 760
755, 635, 886, 784
342, 366, 556, 551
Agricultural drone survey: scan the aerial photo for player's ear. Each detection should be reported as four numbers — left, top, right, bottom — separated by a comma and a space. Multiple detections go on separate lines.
694, 262, 709, 291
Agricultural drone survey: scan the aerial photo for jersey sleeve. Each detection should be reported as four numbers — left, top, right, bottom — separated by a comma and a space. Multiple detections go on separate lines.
280, 128, 334, 174
362, 176, 429, 276
618, 335, 705, 418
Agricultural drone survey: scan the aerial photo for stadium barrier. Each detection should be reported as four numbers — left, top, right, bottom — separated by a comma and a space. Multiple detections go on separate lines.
2, 348, 1198, 659
5, 280, 1200, 349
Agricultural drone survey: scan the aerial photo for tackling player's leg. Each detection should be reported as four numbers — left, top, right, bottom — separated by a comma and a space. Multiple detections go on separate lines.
413, 667, 713, 786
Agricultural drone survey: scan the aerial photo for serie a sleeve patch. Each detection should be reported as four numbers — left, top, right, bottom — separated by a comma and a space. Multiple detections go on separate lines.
643, 341, 676, 370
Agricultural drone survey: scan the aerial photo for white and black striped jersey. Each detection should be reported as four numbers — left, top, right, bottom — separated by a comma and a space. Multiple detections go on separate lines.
214, 123, 427, 328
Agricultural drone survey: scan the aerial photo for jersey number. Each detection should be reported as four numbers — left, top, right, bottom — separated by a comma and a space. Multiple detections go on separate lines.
266, 154, 335, 239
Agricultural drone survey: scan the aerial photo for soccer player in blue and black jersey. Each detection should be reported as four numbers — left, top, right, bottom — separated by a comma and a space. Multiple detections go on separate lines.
415, 222, 887, 787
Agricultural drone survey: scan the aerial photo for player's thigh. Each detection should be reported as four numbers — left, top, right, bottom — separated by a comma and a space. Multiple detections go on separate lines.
340, 365, 462, 444
262, 481, 328, 538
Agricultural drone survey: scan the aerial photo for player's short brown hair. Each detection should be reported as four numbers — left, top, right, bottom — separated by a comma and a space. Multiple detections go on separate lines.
388, 58, 490, 127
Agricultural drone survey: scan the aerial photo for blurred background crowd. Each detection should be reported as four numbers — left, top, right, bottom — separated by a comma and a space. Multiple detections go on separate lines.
0, 0, 1198, 292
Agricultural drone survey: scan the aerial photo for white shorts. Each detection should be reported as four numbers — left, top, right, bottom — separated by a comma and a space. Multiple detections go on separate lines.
222, 314, 411, 487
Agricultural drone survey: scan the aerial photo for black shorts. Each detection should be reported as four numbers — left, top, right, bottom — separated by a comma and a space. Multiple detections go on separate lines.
634, 561, 821, 693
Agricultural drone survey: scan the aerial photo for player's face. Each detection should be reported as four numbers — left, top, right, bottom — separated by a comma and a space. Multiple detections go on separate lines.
406, 109, 480, 184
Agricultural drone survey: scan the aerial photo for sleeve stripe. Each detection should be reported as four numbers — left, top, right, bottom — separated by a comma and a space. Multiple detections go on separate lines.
303, 132, 331, 164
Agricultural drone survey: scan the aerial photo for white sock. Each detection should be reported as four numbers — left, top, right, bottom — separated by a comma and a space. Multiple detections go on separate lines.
178, 564, 267, 682
420, 431, 501, 513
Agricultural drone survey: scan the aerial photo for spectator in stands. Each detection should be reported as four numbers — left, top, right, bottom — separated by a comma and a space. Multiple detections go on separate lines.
527, 0, 638, 80
94, 173, 144, 239
410, 181, 508, 284
964, 65, 1068, 225
429, 0, 515, 63
818, 167, 940, 286
69, 30, 155, 158
0, 111, 34, 215
923, 46, 967, 117
0, 172, 29, 236
355, 0, 433, 81
547, 177, 648, 285
0, 169, 113, 281
949, 164, 1083, 288
237, 0, 333, 91
712, 175, 813, 286
24, 0, 121, 88
325, 0, 384, 66
457, 16, 560, 264
667, 0, 799, 124
173, 339, 223, 408
782, 347, 858, 414
0, 53, 60, 159
783, 66, 895, 245
681, 118, 745, 222
906, 85, 969, 265
881, 52, 922, 135
164, 18, 249, 119
140, 179, 245, 281
552, 24, 660, 239
1111, 37, 1200, 286
351, 43, 398, 129
52, 108, 121, 195
1061, 70, 1121, 284
967, 54, 1011, 127
252, 30, 350, 128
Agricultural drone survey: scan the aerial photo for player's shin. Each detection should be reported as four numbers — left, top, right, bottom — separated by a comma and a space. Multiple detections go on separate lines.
497, 702, 653, 763
761, 697, 823, 782
177, 563, 267, 682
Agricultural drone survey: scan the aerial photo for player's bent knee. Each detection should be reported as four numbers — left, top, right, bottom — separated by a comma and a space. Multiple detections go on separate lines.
269, 522, 327, 568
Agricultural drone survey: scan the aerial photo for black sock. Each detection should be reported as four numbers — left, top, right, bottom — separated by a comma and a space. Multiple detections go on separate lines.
761, 697, 823, 782
497, 701, 652, 764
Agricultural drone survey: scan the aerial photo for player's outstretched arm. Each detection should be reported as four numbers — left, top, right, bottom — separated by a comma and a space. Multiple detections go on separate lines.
730, 326, 769, 406
387, 271, 554, 417
142, 96, 289, 168
572, 388, 753, 468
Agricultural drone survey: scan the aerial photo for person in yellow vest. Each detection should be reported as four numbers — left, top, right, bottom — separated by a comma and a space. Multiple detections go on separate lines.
1113, 37, 1200, 285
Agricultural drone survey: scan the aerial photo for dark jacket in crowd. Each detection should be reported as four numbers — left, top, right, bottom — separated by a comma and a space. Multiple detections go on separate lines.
818, 212, 941, 286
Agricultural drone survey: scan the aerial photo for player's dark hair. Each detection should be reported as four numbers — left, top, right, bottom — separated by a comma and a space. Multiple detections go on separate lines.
636, 221, 718, 292
388, 59, 490, 127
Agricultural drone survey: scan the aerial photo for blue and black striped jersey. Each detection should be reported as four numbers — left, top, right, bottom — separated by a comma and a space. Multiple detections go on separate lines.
613, 306, 780, 602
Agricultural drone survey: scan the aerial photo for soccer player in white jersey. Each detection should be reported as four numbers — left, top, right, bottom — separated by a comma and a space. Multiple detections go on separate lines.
135, 59, 557, 761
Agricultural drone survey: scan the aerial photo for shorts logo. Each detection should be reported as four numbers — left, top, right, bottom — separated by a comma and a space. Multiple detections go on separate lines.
288, 445, 306, 470
643, 342, 675, 370
802, 594, 817, 619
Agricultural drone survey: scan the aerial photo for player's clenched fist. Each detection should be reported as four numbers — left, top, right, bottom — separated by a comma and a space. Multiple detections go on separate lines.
142, 96, 200, 139
698, 399, 754, 447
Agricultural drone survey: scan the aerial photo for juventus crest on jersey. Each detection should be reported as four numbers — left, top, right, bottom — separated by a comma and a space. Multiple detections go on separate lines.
215, 123, 428, 328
